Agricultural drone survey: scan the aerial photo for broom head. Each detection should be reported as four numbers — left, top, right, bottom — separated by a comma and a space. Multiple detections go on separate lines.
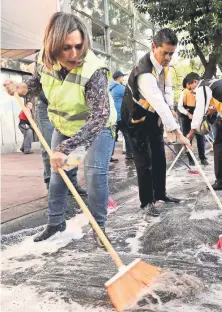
105, 259, 161, 312
108, 198, 117, 209
188, 169, 200, 175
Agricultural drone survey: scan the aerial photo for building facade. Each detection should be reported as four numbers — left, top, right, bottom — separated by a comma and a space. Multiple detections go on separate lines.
70, 0, 153, 73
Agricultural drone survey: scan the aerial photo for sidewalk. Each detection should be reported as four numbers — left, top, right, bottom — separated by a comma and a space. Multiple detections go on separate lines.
1, 151, 84, 225
1, 143, 127, 227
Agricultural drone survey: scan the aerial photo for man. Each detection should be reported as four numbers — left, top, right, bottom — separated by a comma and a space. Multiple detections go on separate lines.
18, 101, 34, 154
36, 91, 87, 195
121, 28, 191, 217
178, 78, 209, 166
185, 72, 222, 190
109, 71, 133, 160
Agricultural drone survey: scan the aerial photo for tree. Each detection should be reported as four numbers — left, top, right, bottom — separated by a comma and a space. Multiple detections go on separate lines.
133, 0, 222, 78
170, 58, 204, 103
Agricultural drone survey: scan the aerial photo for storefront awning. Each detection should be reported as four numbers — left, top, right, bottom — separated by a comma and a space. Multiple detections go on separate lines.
1, 0, 58, 59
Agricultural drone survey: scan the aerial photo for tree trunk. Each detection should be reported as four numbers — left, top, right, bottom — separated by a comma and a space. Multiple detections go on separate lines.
203, 53, 217, 79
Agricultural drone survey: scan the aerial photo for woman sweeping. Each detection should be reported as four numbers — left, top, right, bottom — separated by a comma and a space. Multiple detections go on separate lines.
4, 12, 117, 247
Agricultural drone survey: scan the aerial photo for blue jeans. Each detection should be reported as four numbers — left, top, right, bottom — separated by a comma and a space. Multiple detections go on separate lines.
48, 129, 114, 226
36, 102, 78, 185
19, 124, 33, 152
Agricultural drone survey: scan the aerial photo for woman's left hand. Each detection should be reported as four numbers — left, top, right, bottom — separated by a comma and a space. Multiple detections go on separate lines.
50, 152, 67, 171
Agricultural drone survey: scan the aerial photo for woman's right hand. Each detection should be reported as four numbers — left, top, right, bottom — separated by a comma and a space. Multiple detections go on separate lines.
3, 80, 28, 96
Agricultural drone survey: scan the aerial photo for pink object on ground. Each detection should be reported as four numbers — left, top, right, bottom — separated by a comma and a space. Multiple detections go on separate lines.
108, 198, 117, 209
216, 235, 222, 250
188, 169, 200, 175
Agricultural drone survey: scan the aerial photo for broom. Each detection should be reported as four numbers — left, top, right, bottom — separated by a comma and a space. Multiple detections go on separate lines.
14, 93, 161, 311
187, 147, 222, 210
205, 135, 214, 149
165, 142, 199, 175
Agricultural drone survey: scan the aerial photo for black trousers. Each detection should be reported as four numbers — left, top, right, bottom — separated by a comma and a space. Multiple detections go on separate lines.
127, 112, 166, 207
113, 120, 133, 157
181, 115, 206, 160
214, 116, 222, 182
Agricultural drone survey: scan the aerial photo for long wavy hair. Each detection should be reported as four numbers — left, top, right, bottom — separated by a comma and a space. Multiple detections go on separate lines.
42, 12, 91, 69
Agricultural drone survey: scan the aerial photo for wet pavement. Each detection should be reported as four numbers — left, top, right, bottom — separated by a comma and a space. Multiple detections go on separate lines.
1, 142, 222, 312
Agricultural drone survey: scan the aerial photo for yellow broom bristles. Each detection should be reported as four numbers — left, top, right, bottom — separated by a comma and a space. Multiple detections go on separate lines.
106, 259, 161, 312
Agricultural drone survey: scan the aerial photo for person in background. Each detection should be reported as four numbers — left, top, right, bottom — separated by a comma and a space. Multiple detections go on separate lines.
109, 71, 133, 161
185, 72, 222, 190
121, 28, 191, 218
178, 77, 209, 166
18, 101, 34, 154
4, 12, 117, 247
36, 91, 87, 195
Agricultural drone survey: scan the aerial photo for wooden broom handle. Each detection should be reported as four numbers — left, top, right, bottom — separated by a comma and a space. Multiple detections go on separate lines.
14, 93, 124, 268
187, 147, 222, 210
167, 146, 185, 176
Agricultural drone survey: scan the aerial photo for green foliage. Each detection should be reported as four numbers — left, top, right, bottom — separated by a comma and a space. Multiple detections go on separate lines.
170, 58, 204, 103
133, 0, 222, 78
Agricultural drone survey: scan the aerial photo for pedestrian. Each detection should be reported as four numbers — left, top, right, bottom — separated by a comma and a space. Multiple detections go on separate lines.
121, 28, 191, 218
178, 78, 209, 166
109, 71, 133, 161
36, 90, 87, 196
18, 101, 34, 154
185, 72, 222, 190
4, 12, 117, 247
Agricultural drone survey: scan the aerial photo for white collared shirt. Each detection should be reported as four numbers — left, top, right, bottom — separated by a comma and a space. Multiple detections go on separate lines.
137, 52, 179, 131
178, 90, 189, 115
191, 80, 212, 129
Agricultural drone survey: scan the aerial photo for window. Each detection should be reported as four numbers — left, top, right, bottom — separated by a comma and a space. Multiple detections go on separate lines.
109, 2, 133, 36
110, 30, 134, 73
136, 42, 150, 62
93, 51, 110, 67
115, 0, 131, 11
92, 22, 105, 52
72, 10, 93, 38
135, 19, 153, 47
71, 0, 105, 22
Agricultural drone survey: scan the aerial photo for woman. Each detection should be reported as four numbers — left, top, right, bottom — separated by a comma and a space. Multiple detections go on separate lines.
4, 12, 117, 247
36, 91, 87, 195
18, 101, 34, 154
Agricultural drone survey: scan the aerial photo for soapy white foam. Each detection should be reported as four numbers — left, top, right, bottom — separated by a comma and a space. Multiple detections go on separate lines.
126, 227, 144, 254
2, 257, 46, 272
194, 244, 222, 264
189, 209, 222, 220
126, 214, 161, 254
159, 284, 222, 312
1, 214, 88, 266
1, 285, 114, 312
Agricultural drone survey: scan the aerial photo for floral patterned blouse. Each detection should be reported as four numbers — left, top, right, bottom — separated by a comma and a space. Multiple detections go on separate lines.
26, 64, 112, 155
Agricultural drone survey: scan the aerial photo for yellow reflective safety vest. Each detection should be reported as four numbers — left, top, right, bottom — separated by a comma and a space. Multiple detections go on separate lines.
38, 50, 117, 137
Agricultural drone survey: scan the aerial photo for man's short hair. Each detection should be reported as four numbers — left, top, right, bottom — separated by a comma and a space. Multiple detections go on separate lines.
182, 77, 187, 89
185, 72, 201, 85
153, 28, 178, 47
